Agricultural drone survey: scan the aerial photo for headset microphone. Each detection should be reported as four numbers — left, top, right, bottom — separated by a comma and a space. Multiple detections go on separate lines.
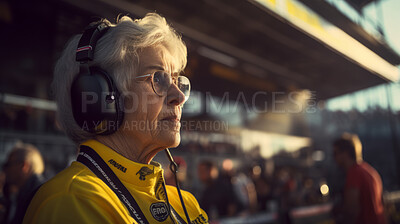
165, 148, 191, 224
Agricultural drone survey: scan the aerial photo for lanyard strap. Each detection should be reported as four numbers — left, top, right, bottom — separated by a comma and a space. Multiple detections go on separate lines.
77, 145, 187, 224
77, 145, 148, 224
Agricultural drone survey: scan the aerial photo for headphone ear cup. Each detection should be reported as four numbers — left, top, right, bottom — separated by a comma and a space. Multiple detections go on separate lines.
70, 67, 124, 134
115, 88, 125, 130
91, 67, 125, 134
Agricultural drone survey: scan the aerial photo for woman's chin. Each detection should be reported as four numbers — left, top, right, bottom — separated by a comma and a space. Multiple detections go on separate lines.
162, 132, 181, 149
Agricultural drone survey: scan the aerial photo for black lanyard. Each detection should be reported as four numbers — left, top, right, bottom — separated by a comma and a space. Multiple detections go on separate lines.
77, 145, 186, 224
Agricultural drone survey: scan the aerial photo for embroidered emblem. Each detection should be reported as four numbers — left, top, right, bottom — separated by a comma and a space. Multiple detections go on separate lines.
192, 214, 207, 224
150, 202, 169, 222
108, 159, 127, 173
136, 166, 154, 180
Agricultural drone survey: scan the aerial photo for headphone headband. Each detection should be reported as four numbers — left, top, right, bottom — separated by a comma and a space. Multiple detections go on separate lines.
76, 22, 110, 62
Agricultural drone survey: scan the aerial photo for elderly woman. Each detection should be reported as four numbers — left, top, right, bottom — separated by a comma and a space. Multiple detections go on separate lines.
24, 13, 208, 224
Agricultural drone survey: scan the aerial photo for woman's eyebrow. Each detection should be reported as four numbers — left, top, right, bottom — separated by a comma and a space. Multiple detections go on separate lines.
146, 65, 164, 71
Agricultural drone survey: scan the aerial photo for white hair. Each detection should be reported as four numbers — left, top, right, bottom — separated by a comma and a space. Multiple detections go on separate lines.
52, 13, 187, 144
11, 142, 45, 175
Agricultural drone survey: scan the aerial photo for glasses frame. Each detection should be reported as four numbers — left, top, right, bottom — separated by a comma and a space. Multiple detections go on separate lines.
135, 71, 190, 99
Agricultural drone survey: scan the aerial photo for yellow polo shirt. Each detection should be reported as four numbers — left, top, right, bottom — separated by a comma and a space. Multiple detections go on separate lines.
23, 140, 208, 224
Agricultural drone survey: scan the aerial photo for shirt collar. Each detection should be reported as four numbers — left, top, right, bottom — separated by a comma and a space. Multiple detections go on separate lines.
80, 139, 164, 188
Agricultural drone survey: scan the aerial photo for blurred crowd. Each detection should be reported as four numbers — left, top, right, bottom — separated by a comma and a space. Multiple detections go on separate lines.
1, 137, 398, 224
197, 161, 330, 222
163, 154, 329, 223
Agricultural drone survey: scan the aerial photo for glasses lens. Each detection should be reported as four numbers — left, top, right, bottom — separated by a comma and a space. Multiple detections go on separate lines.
153, 71, 170, 96
178, 76, 191, 102
152, 72, 191, 102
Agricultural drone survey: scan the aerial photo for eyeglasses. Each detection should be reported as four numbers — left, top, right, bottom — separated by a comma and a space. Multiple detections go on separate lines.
135, 71, 191, 102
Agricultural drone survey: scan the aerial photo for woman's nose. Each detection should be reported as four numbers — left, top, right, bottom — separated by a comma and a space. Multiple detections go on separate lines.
166, 83, 185, 106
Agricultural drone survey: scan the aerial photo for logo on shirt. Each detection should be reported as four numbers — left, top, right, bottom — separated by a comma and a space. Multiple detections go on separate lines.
136, 166, 154, 180
108, 159, 127, 173
150, 202, 169, 222
193, 214, 207, 224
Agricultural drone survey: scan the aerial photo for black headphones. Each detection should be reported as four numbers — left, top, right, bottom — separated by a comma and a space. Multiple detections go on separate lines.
70, 22, 124, 135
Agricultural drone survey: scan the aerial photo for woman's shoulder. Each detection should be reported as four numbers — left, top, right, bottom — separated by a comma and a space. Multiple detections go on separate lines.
165, 185, 209, 223
165, 185, 197, 203
34, 161, 115, 202
24, 161, 131, 224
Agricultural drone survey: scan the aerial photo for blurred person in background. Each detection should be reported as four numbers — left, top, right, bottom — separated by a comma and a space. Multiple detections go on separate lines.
221, 159, 257, 215
2, 142, 45, 224
274, 168, 297, 224
333, 133, 386, 224
197, 160, 241, 220
23, 13, 208, 224
250, 165, 274, 212
297, 177, 320, 206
